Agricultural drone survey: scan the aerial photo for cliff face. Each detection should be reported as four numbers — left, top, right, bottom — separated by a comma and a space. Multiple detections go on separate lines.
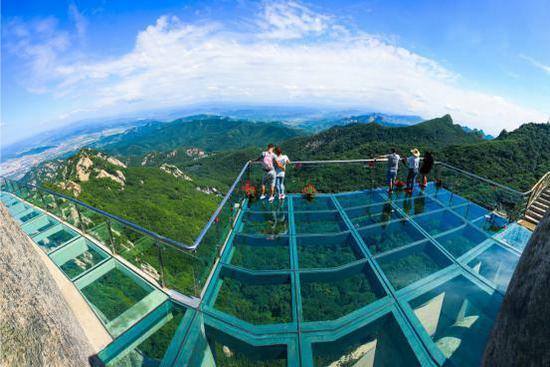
0, 204, 94, 366
482, 211, 550, 367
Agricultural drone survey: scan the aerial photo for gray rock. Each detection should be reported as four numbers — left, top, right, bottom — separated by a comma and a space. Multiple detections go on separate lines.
482, 210, 550, 367
0, 204, 95, 366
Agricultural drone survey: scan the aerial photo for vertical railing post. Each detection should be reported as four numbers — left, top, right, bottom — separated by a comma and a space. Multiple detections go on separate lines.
9, 180, 17, 196
37, 190, 48, 212
55, 197, 67, 221
156, 242, 166, 288
74, 204, 86, 233
13, 181, 22, 197
106, 220, 117, 255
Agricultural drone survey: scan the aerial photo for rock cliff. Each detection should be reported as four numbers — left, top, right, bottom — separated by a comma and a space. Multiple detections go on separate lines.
482, 211, 550, 366
0, 204, 95, 366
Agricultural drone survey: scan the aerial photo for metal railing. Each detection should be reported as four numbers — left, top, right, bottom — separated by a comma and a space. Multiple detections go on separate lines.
524, 171, 550, 209
1, 158, 545, 298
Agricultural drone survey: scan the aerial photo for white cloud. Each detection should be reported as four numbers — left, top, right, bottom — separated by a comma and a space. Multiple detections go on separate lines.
520, 54, 550, 75
258, 1, 331, 39
4, 1, 548, 135
68, 2, 88, 41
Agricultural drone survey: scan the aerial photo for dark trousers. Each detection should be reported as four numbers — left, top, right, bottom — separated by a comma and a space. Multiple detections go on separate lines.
407, 169, 418, 190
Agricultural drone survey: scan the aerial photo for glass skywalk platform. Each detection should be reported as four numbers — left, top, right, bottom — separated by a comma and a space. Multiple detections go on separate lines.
93, 183, 530, 367
0, 179, 533, 366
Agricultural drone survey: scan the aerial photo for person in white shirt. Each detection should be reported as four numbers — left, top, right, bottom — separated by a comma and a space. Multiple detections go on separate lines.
386, 148, 401, 192
254, 144, 276, 202
274, 146, 291, 200
406, 148, 421, 193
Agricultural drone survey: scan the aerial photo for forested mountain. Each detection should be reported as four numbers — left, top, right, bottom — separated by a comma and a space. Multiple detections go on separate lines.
24, 149, 220, 244
282, 115, 484, 158
440, 123, 550, 191
94, 115, 304, 157
280, 117, 548, 191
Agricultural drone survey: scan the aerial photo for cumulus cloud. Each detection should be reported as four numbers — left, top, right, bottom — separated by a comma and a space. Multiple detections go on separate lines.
3, 1, 547, 134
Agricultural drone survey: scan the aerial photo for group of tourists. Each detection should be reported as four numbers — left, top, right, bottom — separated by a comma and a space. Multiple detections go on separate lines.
252, 144, 435, 202
254, 144, 291, 203
386, 148, 434, 193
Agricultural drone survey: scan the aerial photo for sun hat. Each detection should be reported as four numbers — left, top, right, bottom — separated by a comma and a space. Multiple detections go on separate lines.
411, 148, 420, 157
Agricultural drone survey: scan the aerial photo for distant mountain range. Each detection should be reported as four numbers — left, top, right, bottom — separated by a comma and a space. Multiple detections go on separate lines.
92, 115, 305, 157
296, 113, 424, 131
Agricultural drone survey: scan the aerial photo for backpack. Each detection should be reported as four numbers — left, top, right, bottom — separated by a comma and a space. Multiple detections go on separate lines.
262, 152, 274, 171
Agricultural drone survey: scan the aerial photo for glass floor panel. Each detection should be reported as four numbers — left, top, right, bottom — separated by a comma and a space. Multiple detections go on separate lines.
294, 211, 348, 234
358, 220, 426, 256
297, 232, 364, 269
431, 189, 469, 207
205, 326, 288, 367
392, 196, 444, 216
472, 215, 509, 235
434, 225, 488, 258
451, 202, 490, 221
413, 210, 465, 236
105, 301, 187, 367
300, 263, 386, 322
49, 237, 110, 280
345, 202, 402, 228
228, 234, 290, 270
311, 312, 421, 367
377, 240, 452, 290
467, 243, 520, 292
1, 193, 19, 207
33, 223, 80, 252
21, 214, 60, 237
408, 275, 503, 366
247, 197, 287, 212
495, 223, 533, 251
77, 261, 168, 337
7, 201, 30, 215
14, 207, 42, 224
239, 211, 289, 236
293, 196, 336, 211
213, 270, 293, 325
335, 190, 386, 208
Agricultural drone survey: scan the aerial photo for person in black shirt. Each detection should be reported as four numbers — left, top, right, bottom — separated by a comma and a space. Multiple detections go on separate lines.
419, 151, 434, 189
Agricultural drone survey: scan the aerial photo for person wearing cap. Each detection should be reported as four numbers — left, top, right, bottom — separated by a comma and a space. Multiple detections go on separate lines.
406, 148, 421, 193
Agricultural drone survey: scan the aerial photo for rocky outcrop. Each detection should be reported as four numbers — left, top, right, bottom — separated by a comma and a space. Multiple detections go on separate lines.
482, 211, 550, 367
0, 204, 95, 366
160, 163, 192, 181
76, 156, 94, 182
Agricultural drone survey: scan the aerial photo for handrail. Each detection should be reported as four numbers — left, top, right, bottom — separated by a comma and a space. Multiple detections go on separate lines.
526, 172, 550, 208
434, 161, 525, 196
3, 179, 199, 252
523, 171, 550, 195
192, 160, 250, 249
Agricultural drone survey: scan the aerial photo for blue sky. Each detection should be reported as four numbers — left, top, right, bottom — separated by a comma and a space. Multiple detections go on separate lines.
1, 0, 549, 145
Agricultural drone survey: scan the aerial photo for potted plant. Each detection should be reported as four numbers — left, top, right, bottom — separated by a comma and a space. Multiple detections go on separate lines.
242, 180, 257, 201
302, 183, 317, 201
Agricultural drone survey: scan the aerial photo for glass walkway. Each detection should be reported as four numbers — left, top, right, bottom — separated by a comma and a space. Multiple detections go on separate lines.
1, 179, 532, 366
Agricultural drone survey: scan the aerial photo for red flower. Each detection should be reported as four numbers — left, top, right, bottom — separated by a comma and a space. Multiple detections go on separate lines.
241, 180, 257, 198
